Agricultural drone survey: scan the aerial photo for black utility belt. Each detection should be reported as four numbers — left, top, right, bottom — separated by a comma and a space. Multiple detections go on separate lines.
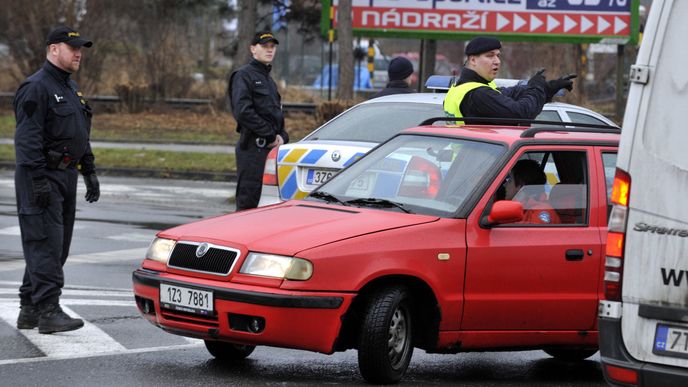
46, 150, 78, 170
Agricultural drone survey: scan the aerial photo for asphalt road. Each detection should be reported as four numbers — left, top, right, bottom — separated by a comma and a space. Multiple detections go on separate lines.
0, 172, 608, 386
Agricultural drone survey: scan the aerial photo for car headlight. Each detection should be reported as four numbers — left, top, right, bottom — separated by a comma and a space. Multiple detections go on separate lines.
145, 238, 175, 264
240, 252, 313, 280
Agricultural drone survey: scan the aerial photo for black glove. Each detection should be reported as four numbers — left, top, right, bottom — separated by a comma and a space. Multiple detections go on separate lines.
527, 68, 547, 91
31, 176, 51, 208
83, 174, 100, 203
545, 73, 577, 101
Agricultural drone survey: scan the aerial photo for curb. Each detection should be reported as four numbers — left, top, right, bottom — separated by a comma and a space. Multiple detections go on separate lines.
0, 163, 236, 182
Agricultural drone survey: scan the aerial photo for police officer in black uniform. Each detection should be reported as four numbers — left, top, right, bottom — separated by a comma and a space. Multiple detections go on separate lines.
14, 26, 100, 334
444, 36, 576, 125
229, 31, 289, 211
370, 56, 415, 99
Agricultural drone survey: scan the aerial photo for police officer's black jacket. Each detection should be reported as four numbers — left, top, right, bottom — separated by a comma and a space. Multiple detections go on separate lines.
229, 59, 289, 148
14, 61, 96, 177
369, 80, 415, 99
458, 67, 546, 125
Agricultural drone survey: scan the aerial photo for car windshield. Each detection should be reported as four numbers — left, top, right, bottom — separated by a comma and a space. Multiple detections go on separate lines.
308, 134, 506, 217
306, 102, 443, 143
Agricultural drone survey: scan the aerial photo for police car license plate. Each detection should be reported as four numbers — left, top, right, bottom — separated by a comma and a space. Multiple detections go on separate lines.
160, 283, 214, 316
653, 324, 688, 359
306, 168, 335, 185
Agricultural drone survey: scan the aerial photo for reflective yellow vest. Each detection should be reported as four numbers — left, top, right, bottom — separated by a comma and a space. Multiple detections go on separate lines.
443, 81, 499, 121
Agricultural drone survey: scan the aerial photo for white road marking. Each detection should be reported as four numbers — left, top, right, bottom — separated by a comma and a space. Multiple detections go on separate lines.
0, 301, 127, 357
0, 247, 147, 272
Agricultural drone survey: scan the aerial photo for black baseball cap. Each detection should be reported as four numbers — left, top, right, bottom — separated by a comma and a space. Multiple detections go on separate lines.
251, 31, 279, 45
465, 36, 501, 56
46, 26, 93, 48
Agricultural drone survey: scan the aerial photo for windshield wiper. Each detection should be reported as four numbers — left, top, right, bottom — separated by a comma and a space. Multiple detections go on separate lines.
309, 191, 348, 206
345, 198, 413, 214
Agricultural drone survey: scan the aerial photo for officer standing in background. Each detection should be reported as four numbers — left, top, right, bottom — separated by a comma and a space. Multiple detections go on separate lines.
14, 25, 100, 334
369, 56, 415, 99
229, 31, 289, 211
444, 36, 576, 124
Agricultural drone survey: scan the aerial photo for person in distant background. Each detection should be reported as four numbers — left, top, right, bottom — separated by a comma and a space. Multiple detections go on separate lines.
370, 56, 415, 99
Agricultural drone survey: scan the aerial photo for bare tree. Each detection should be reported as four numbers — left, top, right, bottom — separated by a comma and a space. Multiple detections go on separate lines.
232, 0, 258, 72
336, 0, 353, 100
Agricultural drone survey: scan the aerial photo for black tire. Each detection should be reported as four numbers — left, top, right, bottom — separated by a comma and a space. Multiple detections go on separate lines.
544, 348, 598, 361
204, 340, 255, 361
358, 286, 414, 384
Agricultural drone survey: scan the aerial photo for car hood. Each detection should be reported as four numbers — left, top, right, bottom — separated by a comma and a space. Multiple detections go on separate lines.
159, 201, 439, 256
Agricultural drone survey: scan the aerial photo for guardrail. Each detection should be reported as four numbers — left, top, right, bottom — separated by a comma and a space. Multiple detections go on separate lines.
0, 92, 316, 113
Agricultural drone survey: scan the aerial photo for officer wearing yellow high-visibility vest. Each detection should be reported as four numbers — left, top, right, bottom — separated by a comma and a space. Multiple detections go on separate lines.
444, 37, 576, 124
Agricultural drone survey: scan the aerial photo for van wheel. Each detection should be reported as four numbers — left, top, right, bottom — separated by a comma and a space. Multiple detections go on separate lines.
204, 340, 255, 360
358, 286, 414, 384
544, 348, 598, 361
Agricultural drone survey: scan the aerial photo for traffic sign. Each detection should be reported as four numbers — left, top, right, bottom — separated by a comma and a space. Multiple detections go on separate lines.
321, 0, 639, 45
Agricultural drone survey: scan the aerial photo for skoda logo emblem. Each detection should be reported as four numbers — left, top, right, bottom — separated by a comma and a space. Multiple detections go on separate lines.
195, 243, 210, 258
331, 150, 341, 162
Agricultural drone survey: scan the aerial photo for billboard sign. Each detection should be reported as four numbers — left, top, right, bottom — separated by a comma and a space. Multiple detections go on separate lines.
322, 0, 639, 44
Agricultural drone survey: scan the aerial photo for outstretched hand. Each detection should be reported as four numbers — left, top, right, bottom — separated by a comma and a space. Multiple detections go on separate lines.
545, 73, 577, 101
527, 68, 547, 90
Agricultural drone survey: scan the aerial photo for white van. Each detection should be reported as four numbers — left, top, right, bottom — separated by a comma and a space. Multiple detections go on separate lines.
599, 0, 688, 385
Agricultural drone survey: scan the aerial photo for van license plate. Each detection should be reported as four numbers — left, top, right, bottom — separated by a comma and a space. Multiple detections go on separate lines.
307, 169, 335, 185
653, 324, 688, 359
160, 283, 214, 316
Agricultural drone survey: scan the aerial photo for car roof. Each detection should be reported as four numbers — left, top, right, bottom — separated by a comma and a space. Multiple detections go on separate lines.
402, 125, 620, 144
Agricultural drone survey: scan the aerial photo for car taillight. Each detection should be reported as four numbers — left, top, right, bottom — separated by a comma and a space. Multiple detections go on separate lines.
398, 156, 441, 199
604, 168, 631, 301
262, 147, 279, 186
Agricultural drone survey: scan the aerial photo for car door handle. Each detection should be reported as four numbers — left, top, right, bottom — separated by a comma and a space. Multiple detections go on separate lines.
566, 249, 585, 261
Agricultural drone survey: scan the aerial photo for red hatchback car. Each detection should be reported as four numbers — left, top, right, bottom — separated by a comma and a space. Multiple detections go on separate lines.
133, 120, 620, 384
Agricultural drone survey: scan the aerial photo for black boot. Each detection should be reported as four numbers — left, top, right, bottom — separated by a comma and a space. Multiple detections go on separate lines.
16, 304, 39, 329
38, 304, 84, 334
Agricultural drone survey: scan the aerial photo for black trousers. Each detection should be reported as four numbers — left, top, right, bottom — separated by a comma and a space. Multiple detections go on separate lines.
15, 166, 78, 306
235, 141, 269, 211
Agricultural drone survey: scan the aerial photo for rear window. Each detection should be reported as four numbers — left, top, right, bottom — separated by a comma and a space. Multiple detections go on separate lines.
306, 102, 443, 143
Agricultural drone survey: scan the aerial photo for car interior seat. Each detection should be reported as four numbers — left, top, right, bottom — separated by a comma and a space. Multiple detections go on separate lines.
548, 183, 586, 224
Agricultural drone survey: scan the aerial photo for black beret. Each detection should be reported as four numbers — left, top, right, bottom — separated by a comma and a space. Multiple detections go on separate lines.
465, 36, 501, 56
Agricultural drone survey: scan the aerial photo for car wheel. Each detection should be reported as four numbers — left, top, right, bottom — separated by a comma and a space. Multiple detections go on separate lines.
358, 286, 414, 384
544, 348, 598, 361
204, 340, 256, 361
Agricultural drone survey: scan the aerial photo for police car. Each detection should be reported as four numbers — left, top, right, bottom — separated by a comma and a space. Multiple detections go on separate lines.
259, 89, 616, 206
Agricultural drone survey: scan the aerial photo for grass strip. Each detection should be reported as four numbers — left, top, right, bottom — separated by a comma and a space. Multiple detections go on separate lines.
0, 144, 235, 173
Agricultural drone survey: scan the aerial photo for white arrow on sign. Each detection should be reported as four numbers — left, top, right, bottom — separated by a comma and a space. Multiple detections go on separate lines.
564, 15, 577, 32
514, 14, 526, 31
497, 13, 510, 31
547, 15, 560, 32
530, 14, 543, 31
598, 16, 611, 33
614, 16, 627, 34
580, 15, 594, 33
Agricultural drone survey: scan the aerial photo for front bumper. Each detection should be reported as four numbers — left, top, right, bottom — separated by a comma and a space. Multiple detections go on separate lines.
599, 317, 688, 386
132, 268, 354, 354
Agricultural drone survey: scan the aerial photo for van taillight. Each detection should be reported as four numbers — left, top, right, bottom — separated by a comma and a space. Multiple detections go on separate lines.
262, 147, 279, 186
604, 168, 631, 301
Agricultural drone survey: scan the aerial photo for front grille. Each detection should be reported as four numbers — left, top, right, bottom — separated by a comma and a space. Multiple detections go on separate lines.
168, 242, 240, 275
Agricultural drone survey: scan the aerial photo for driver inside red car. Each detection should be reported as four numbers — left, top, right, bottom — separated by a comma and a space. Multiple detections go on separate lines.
502, 159, 561, 225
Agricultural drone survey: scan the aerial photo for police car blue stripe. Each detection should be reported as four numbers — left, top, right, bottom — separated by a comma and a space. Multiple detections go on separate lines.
281, 172, 298, 199
300, 149, 327, 165
343, 152, 365, 167
277, 149, 289, 162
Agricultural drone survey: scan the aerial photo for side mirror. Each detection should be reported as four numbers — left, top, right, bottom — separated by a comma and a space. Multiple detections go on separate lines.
482, 200, 524, 227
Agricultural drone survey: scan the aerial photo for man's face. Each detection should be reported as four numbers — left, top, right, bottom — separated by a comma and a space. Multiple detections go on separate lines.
250, 42, 277, 65
504, 172, 519, 200
49, 43, 82, 73
468, 49, 501, 81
